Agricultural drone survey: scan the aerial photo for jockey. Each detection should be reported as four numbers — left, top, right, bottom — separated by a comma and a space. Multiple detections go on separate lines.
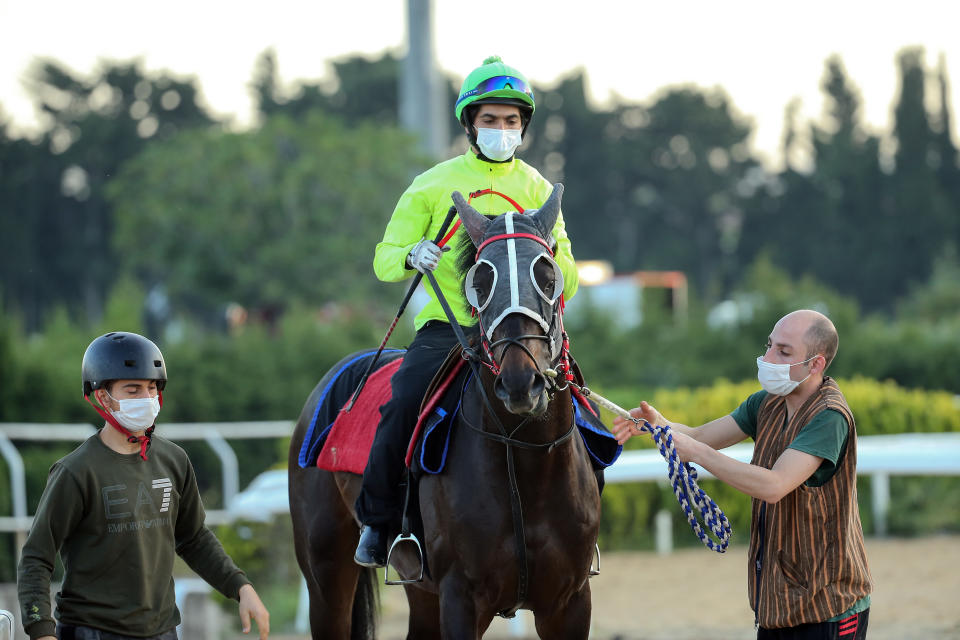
354, 56, 580, 567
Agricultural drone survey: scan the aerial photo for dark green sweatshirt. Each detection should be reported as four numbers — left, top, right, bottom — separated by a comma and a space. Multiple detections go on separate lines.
18, 432, 250, 639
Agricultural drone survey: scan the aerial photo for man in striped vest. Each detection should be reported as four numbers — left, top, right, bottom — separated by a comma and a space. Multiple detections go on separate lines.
614, 309, 872, 639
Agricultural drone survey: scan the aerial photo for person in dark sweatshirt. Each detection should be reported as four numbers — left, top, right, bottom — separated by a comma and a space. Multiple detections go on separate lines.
17, 331, 270, 640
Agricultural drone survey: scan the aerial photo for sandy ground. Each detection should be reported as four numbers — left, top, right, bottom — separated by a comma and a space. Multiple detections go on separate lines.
368, 534, 960, 640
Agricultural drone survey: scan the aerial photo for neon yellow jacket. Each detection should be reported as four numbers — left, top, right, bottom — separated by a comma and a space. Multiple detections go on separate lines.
375, 150, 579, 331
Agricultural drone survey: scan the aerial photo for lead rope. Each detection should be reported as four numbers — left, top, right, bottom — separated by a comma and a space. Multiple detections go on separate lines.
543, 372, 732, 553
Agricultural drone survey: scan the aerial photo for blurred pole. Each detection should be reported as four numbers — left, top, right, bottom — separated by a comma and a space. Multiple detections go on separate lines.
871, 471, 890, 537
400, 0, 449, 159
655, 509, 673, 555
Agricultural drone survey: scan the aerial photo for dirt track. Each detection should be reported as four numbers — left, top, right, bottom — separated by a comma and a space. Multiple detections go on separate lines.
373, 534, 960, 639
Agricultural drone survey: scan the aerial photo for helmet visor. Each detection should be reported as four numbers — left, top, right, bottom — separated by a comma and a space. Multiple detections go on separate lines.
456, 75, 534, 108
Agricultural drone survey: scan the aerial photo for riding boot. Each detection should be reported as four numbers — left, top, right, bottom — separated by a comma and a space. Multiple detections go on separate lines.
354, 525, 388, 567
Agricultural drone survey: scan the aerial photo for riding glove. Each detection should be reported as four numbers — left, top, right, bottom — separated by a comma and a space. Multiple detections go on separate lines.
406, 239, 448, 273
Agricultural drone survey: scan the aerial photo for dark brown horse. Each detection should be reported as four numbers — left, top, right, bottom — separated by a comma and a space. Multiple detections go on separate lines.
288, 185, 601, 639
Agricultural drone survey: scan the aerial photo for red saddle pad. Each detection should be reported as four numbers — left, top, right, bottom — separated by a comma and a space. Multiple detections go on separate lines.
316, 357, 403, 474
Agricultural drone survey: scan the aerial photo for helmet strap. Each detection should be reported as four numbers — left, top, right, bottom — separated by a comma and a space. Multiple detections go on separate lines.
84, 391, 160, 460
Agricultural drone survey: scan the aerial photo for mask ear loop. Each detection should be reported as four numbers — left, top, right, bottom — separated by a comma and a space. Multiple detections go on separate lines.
84, 390, 158, 460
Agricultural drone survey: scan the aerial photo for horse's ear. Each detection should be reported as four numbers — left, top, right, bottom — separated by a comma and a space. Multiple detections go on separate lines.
451, 191, 489, 247
530, 183, 564, 239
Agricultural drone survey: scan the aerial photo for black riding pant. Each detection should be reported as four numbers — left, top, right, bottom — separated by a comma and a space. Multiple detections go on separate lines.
355, 321, 459, 527
757, 609, 869, 640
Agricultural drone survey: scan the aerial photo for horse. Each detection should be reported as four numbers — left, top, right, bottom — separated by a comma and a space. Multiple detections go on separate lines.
288, 184, 603, 639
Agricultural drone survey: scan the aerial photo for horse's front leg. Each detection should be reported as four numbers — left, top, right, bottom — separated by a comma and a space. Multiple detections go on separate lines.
436, 576, 493, 640
532, 582, 592, 640
404, 585, 442, 640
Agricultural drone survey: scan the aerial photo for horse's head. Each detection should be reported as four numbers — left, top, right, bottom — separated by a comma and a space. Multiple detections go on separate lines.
452, 184, 566, 416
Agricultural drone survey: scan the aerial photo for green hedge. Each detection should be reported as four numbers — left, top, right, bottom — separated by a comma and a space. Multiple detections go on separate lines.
595, 377, 960, 550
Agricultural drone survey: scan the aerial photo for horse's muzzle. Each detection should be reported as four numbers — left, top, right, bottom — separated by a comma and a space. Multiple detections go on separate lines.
494, 369, 548, 415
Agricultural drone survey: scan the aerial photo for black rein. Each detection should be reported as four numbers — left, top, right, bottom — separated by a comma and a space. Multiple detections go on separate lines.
422, 270, 575, 619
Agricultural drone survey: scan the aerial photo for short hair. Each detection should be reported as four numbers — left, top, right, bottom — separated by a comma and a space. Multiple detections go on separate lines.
804, 316, 839, 370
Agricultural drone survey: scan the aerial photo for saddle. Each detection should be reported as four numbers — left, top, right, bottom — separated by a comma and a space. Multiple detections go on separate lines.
300, 345, 467, 474
301, 345, 620, 475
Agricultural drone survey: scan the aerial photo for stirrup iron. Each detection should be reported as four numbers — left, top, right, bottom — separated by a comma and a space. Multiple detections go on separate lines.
384, 532, 424, 585
589, 543, 600, 576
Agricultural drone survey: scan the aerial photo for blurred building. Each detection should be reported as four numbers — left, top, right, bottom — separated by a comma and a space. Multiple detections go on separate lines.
564, 260, 688, 329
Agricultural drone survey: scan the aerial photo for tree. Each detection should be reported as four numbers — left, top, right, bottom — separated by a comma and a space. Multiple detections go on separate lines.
0, 125, 63, 329
107, 111, 431, 318
0, 59, 218, 329
890, 48, 956, 296
762, 57, 887, 308
610, 87, 760, 299
252, 50, 404, 126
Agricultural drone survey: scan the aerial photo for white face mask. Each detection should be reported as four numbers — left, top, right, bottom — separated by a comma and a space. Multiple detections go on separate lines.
756, 355, 816, 396
476, 127, 522, 161
106, 391, 161, 431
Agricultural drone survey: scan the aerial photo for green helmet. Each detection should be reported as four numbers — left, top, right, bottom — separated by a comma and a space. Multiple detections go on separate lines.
455, 56, 535, 124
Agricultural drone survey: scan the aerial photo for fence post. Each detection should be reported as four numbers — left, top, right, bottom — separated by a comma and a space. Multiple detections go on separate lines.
0, 433, 27, 550
655, 509, 673, 555
871, 471, 890, 537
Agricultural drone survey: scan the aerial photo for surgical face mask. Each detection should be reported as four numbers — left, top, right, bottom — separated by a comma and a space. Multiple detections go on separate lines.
476, 127, 522, 161
756, 355, 816, 396
106, 390, 161, 431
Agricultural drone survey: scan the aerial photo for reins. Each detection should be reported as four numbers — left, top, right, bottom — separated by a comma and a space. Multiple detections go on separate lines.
421, 203, 576, 618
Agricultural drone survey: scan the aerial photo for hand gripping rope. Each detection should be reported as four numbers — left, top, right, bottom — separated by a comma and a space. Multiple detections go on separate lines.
544, 370, 732, 553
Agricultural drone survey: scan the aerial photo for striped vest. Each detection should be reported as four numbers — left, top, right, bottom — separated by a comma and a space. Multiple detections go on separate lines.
747, 377, 872, 628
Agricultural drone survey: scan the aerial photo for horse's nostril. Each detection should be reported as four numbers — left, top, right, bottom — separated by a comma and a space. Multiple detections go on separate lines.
494, 377, 509, 401
529, 373, 545, 398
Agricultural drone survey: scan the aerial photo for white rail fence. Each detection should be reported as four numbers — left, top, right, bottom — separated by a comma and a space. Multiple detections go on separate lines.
2, 423, 959, 638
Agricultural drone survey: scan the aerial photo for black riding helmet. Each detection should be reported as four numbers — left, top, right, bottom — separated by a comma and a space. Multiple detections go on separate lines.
82, 332, 167, 396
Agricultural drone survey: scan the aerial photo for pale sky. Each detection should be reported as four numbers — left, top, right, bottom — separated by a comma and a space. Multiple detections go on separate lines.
2, 0, 959, 168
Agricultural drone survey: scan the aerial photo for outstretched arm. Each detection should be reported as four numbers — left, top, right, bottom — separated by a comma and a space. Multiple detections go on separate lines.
677, 441, 823, 503
612, 401, 746, 450
613, 401, 823, 503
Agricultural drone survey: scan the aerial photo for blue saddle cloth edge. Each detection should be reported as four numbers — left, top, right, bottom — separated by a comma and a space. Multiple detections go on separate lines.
418, 371, 472, 474
572, 395, 623, 468
298, 349, 405, 469
418, 372, 622, 474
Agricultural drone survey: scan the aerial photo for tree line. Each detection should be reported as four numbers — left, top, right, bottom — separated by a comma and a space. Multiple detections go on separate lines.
1, 47, 958, 351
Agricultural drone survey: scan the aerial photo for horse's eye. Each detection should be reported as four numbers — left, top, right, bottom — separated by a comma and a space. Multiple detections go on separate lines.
465, 261, 497, 311
531, 255, 563, 303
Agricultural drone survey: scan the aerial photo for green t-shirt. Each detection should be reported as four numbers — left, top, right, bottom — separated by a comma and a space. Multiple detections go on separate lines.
18, 432, 250, 639
730, 390, 849, 486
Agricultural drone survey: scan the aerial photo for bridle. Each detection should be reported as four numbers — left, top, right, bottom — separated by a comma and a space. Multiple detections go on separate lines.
420, 220, 579, 619
469, 229, 573, 391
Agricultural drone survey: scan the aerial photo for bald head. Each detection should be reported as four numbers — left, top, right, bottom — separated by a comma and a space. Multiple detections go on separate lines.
776, 310, 839, 370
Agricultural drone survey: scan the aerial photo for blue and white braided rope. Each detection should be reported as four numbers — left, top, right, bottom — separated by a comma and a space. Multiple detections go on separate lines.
547, 371, 732, 553
637, 419, 731, 553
